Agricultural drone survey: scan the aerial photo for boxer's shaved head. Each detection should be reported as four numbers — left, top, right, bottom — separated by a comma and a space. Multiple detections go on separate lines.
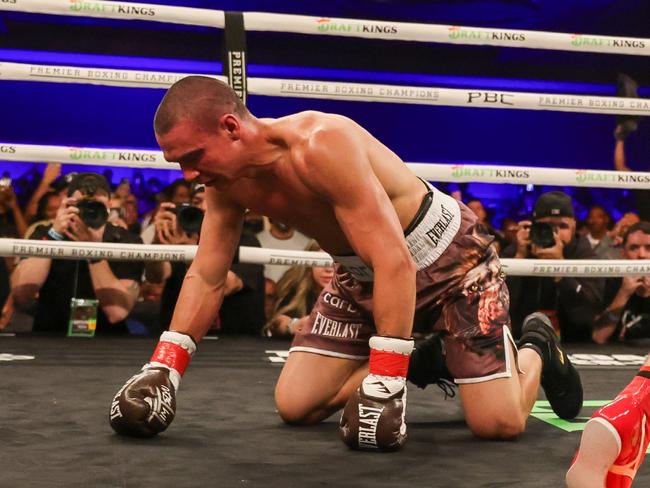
154, 76, 249, 135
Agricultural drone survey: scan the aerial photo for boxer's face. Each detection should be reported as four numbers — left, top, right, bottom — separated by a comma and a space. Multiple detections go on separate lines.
157, 116, 242, 188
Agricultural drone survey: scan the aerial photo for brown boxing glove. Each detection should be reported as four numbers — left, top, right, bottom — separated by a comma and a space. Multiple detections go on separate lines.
339, 335, 414, 451
109, 331, 196, 437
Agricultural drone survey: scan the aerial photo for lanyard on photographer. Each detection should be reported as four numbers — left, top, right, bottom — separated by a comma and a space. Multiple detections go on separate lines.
223, 11, 247, 105
72, 260, 81, 298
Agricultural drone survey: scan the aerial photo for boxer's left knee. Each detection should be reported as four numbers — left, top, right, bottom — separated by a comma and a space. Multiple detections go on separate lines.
465, 410, 526, 440
274, 385, 328, 425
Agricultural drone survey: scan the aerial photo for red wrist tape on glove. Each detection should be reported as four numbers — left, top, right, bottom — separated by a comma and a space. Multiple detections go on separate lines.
369, 348, 410, 377
150, 341, 192, 376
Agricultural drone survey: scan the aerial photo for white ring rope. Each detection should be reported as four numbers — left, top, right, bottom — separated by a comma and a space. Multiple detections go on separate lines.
1, 62, 648, 116
1, 142, 649, 190
2, 0, 649, 56
1, 0, 225, 27
1, 238, 649, 278
0, 143, 176, 170
0, 62, 217, 89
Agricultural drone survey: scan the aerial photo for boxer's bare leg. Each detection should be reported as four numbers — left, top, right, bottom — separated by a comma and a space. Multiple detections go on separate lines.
566, 419, 619, 488
459, 342, 542, 439
275, 352, 368, 424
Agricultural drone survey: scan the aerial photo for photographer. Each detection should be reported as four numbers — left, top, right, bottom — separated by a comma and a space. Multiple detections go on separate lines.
140, 178, 191, 244
10, 173, 143, 335
145, 184, 265, 335
502, 191, 605, 341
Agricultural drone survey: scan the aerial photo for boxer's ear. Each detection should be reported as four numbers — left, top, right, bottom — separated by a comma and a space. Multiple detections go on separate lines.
220, 114, 241, 140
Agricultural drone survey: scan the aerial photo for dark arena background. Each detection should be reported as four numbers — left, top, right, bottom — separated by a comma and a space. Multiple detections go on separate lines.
0, 1, 649, 487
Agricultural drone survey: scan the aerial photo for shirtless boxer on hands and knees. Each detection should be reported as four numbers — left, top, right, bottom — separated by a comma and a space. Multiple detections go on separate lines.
109, 76, 582, 449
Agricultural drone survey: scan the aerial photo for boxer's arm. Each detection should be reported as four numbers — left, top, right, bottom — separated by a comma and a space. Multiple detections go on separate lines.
167, 187, 245, 343
304, 129, 416, 339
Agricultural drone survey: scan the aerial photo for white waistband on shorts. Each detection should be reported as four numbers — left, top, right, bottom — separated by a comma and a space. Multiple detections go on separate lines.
332, 183, 461, 281
405, 182, 461, 270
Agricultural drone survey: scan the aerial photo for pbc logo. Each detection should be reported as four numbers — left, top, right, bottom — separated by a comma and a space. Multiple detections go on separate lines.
0, 145, 16, 154
467, 91, 514, 106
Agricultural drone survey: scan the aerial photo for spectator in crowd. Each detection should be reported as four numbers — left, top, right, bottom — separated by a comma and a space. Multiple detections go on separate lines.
585, 205, 619, 259
0, 176, 28, 327
614, 123, 649, 222
609, 211, 640, 247
141, 178, 192, 244
499, 217, 519, 255
123, 193, 141, 235
575, 219, 589, 238
241, 210, 272, 319
592, 221, 650, 344
263, 241, 334, 338
107, 196, 130, 230
23, 163, 61, 223
110, 178, 140, 235
145, 184, 265, 335
0, 176, 28, 239
502, 191, 605, 341
257, 218, 311, 321
10, 173, 144, 335
24, 191, 63, 239
113, 178, 131, 200
257, 218, 311, 284
466, 198, 505, 253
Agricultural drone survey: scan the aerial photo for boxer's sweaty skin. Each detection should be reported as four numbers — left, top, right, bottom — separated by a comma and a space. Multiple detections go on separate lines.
157, 111, 427, 342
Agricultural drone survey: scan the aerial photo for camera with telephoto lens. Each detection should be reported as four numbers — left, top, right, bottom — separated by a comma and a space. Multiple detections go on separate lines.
529, 221, 556, 249
173, 203, 204, 235
76, 199, 109, 229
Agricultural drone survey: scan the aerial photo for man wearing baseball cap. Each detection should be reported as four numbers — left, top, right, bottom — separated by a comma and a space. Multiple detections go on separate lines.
502, 191, 606, 341
11, 172, 144, 335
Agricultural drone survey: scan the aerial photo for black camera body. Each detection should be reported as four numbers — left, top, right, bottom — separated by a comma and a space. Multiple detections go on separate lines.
529, 221, 556, 249
173, 203, 204, 235
76, 199, 109, 229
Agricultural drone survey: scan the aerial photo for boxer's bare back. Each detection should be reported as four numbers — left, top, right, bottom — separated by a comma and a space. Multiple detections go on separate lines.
158, 111, 426, 255
157, 109, 423, 340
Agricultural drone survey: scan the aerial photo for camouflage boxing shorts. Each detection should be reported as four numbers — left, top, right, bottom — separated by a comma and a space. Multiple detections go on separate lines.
290, 183, 517, 383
